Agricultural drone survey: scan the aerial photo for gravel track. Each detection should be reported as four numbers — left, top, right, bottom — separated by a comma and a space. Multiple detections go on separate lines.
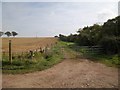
2, 49, 118, 88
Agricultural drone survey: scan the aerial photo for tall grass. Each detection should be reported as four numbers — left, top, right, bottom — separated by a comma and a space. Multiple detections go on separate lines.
2, 43, 64, 74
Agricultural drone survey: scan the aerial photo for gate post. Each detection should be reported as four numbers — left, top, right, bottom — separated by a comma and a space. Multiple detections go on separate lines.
9, 40, 12, 64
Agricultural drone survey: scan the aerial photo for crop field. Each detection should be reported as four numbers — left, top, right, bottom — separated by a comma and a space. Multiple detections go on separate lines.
2, 37, 63, 74
2, 37, 58, 53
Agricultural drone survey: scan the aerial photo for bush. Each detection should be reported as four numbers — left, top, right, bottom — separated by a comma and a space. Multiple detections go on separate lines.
100, 36, 119, 54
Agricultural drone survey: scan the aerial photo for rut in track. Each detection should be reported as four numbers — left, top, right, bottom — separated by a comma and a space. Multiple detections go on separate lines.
2, 48, 118, 88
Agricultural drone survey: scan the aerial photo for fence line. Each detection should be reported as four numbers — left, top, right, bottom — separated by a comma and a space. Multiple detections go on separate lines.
2, 42, 58, 61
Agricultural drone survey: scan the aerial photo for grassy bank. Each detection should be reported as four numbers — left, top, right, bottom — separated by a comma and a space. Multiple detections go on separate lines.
67, 42, 120, 68
2, 42, 64, 74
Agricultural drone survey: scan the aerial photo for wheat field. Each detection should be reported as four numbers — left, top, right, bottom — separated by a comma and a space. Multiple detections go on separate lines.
2, 37, 58, 53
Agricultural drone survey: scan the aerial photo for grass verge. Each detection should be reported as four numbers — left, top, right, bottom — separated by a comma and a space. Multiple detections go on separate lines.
2, 42, 64, 74
66, 42, 120, 68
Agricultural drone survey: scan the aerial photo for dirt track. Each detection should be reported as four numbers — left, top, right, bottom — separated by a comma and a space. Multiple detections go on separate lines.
2, 49, 118, 88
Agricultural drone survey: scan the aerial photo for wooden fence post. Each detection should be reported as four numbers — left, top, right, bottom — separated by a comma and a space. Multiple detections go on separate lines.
9, 40, 12, 64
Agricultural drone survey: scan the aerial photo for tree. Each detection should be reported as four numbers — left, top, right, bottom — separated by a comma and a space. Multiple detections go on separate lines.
99, 16, 120, 54
5, 31, 12, 37
0, 31, 4, 37
59, 34, 68, 41
54, 36, 58, 38
59, 16, 120, 54
12, 31, 18, 37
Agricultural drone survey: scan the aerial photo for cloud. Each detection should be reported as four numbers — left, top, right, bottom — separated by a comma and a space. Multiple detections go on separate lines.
2, 2, 118, 37
2, 0, 120, 2
97, 9, 117, 23
0, 2, 1, 31
119, 1, 120, 15
96, 2, 118, 23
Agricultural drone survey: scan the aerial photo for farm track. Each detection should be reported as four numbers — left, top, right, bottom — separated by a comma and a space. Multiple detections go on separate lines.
2, 48, 118, 88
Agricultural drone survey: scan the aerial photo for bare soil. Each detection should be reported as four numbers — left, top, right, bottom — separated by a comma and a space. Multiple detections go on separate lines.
2, 49, 118, 88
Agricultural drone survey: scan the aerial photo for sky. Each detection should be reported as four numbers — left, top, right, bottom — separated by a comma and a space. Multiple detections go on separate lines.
1, 1, 119, 37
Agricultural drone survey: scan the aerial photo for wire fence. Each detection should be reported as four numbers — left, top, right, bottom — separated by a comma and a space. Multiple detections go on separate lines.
2, 42, 58, 61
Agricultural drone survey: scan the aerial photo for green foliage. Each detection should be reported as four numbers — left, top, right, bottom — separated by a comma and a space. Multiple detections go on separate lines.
2, 31, 18, 37
77, 24, 102, 46
59, 34, 68, 42
99, 36, 119, 54
5, 31, 12, 37
59, 16, 120, 55
67, 42, 119, 68
98, 16, 120, 54
12, 31, 18, 37
59, 34, 78, 42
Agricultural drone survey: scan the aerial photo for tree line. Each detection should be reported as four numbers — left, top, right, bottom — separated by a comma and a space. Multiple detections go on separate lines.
59, 16, 120, 55
0, 31, 18, 37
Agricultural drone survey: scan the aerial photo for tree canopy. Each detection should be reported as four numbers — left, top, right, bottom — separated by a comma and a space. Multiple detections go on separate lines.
59, 16, 120, 55
5, 31, 12, 37
1, 31, 18, 37
12, 31, 18, 37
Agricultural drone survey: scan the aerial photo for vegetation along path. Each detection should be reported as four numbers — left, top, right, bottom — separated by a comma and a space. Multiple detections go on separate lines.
3, 44, 118, 88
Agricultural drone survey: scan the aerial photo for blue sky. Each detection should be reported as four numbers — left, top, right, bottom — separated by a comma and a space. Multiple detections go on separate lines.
1, 1, 118, 37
